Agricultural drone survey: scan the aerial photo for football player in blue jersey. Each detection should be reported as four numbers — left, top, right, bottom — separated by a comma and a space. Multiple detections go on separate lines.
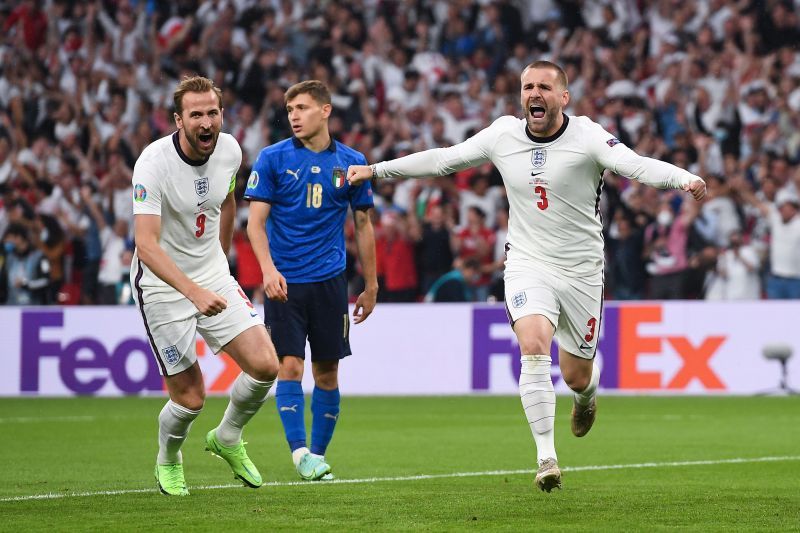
245, 80, 377, 481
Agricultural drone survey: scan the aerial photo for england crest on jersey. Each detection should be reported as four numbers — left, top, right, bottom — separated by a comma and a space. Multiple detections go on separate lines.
511, 291, 527, 308
162, 345, 180, 366
332, 167, 346, 188
194, 177, 209, 197
531, 149, 546, 168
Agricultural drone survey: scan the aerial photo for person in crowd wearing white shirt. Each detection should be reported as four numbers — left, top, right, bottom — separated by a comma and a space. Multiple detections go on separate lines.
744, 187, 800, 299
705, 229, 761, 300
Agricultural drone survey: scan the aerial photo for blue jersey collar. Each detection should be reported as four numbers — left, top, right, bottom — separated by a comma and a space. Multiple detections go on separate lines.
292, 136, 337, 152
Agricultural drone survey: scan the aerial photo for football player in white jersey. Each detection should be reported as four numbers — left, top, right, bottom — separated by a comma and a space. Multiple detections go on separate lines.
131, 76, 279, 496
347, 61, 706, 492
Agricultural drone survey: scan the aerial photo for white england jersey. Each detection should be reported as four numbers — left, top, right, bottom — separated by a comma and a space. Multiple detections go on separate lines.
376, 115, 699, 279
132, 132, 241, 302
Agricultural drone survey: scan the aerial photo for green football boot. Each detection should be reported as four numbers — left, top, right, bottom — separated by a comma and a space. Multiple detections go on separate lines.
205, 429, 263, 488
155, 463, 189, 496
296, 453, 331, 481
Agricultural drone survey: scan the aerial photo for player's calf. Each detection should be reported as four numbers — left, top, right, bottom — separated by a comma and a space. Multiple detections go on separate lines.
571, 396, 596, 437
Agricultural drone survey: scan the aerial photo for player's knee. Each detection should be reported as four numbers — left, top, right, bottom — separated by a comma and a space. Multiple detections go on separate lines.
314, 373, 338, 389
250, 356, 279, 382
175, 391, 205, 412
561, 370, 590, 393
518, 340, 550, 356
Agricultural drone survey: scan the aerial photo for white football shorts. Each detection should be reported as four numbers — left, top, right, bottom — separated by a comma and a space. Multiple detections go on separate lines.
504, 265, 603, 360
136, 276, 264, 376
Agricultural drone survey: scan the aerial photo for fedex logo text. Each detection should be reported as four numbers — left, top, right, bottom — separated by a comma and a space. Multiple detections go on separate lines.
471, 305, 727, 391
21, 311, 161, 394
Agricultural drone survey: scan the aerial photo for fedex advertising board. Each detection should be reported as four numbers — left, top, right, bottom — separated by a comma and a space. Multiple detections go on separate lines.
1, 302, 797, 396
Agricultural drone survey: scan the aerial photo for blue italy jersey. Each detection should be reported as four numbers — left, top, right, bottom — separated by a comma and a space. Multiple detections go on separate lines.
244, 137, 373, 283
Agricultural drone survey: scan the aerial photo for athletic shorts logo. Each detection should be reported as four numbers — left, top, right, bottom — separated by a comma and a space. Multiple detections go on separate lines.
332, 166, 346, 188
194, 177, 209, 197
607, 138, 621, 147
162, 345, 180, 366
247, 170, 259, 189
133, 184, 147, 202
531, 149, 547, 168
511, 291, 527, 308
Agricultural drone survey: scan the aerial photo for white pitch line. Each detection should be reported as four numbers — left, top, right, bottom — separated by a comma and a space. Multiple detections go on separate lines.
0, 416, 98, 424
2, 455, 798, 503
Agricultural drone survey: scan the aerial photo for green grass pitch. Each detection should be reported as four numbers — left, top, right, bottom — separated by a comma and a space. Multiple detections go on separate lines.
1, 395, 799, 531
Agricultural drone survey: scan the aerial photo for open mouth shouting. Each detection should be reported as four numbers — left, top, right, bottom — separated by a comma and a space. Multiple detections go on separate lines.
197, 130, 215, 151
529, 104, 546, 120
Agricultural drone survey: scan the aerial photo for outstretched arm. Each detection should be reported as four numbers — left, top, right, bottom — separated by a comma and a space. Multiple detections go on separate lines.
611, 148, 707, 200
348, 120, 501, 185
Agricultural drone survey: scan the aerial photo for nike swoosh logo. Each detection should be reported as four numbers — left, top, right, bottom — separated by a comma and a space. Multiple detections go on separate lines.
531, 172, 544, 177
197, 199, 209, 206
579, 343, 592, 350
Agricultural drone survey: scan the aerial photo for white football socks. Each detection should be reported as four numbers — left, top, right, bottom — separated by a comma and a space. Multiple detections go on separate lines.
157, 400, 201, 465
215, 372, 275, 446
519, 355, 557, 463
292, 447, 311, 466
574, 362, 600, 406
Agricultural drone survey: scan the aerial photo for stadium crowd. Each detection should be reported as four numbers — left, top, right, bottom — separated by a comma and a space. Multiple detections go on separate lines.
1, 0, 799, 306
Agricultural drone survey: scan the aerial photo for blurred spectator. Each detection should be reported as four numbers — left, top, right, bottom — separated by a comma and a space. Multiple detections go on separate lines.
375, 211, 417, 302
744, 188, 800, 299
410, 204, 455, 295
424, 257, 481, 303
4, 0, 47, 53
2, 223, 49, 305
705, 229, 761, 300
608, 212, 647, 300
453, 206, 495, 302
643, 200, 698, 299
35, 213, 66, 304
458, 166, 505, 228
81, 185, 127, 305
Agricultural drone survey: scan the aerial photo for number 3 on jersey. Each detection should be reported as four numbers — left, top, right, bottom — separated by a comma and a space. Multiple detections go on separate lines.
534, 185, 548, 210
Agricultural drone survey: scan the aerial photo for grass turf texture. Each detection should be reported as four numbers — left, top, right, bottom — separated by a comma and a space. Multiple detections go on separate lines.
1, 396, 798, 531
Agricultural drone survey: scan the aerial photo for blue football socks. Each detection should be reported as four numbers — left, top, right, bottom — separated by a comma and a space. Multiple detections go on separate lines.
310, 386, 340, 456
275, 380, 306, 451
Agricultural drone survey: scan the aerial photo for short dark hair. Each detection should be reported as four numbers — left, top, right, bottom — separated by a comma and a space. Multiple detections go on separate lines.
173, 76, 223, 116
284, 80, 331, 106
4, 222, 29, 241
462, 258, 481, 271
523, 60, 569, 90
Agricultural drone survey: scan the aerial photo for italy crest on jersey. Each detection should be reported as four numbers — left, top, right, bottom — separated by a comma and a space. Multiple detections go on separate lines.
332, 167, 346, 188
194, 177, 209, 197
531, 149, 546, 168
